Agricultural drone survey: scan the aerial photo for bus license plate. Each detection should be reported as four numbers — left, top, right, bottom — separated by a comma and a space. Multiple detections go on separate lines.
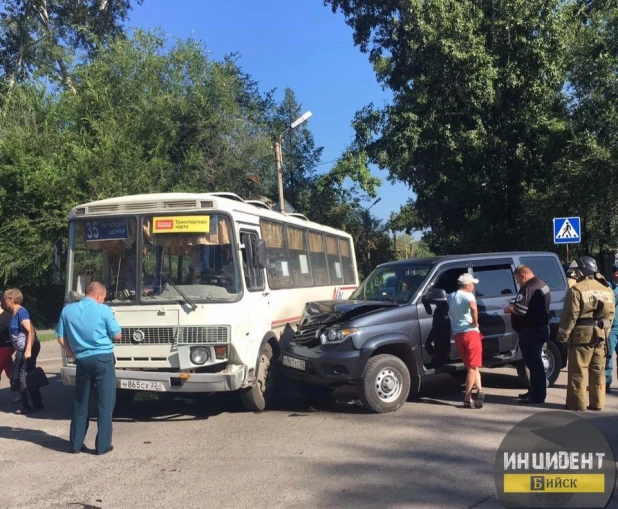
282, 356, 305, 371
120, 380, 163, 391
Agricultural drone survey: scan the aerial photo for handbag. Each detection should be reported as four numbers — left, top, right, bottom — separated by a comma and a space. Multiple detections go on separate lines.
18, 365, 49, 390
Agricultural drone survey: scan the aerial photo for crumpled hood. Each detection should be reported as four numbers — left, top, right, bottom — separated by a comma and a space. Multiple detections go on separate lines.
300, 299, 399, 327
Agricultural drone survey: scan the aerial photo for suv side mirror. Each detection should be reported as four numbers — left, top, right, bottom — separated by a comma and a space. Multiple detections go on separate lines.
256, 239, 268, 269
423, 288, 447, 304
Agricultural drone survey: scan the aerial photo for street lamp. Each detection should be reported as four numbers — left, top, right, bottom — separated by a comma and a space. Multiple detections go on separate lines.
274, 111, 312, 213
364, 197, 382, 276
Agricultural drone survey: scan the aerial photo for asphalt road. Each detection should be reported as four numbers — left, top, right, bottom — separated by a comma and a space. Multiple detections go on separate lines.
1, 342, 617, 509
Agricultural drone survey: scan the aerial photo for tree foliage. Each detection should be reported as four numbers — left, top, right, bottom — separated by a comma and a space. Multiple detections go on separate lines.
325, 0, 618, 260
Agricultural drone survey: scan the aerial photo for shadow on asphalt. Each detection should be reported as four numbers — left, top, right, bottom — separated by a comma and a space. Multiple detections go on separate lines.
0, 368, 571, 422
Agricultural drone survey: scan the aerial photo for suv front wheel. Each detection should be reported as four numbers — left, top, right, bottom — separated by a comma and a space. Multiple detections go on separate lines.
358, 354, 411, 413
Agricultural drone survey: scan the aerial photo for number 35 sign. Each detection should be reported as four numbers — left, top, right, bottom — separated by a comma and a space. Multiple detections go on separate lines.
84, 219, 129, 241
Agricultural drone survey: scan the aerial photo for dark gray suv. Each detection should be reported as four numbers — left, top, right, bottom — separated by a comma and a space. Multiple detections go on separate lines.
279, 252, 567, 413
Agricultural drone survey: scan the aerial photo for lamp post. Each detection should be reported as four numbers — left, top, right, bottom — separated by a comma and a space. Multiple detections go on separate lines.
364, 197, 381, 276
274, 111, 312, 213
405, 240, 414, 259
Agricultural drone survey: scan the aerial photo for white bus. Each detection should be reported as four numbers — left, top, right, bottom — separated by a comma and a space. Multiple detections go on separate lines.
60, 192, 358, 410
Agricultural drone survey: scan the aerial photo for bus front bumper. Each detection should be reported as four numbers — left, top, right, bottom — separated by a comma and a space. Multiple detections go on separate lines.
60, 364, 245, 393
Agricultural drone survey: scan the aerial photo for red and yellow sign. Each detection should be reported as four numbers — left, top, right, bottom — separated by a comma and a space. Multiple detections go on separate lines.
152, 216, 210, 233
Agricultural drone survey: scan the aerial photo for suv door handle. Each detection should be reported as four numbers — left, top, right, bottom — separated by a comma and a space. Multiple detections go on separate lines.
262, 291, 271, 297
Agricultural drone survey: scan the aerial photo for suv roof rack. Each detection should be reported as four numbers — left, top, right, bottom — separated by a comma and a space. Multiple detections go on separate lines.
288, 213, 309, 221
245, 200, 272, 210
209, 192, 245, 203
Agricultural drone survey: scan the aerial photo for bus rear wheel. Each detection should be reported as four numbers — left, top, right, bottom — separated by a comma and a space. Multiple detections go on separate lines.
240, 343, 276, 412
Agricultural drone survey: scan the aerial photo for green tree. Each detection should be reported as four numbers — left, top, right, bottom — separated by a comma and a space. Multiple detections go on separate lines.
326, 0, 574, 254
0, 0, 143, 104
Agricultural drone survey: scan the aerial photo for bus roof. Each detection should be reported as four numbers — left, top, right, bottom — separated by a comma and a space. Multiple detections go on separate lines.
69, 192, 353, 238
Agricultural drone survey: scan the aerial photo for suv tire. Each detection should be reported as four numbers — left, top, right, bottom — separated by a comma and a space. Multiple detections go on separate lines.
358, 354, 411, 413
240, 343, 276, 412
516, 340, 562, 388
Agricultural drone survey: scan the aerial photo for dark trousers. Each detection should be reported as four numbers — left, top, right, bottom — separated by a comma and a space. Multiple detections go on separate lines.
70, 353, 116, 454
11, 340, 43, 411
519, 326, 549, 401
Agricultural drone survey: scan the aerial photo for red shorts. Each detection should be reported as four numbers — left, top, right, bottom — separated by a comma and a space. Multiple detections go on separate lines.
454, 331, 483, 368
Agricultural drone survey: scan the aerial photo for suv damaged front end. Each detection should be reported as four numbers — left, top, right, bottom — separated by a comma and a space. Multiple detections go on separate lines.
279, 299, 399, 387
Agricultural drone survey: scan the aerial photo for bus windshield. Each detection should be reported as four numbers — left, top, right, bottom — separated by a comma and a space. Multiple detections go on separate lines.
68, 214, 240, 304
350, 263, 432, 303
141, 214, 240, 304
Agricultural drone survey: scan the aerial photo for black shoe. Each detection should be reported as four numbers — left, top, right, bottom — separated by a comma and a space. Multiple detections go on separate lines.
519, 397, 545, 405
606, 386, 611, 394
97, 446, 114, 456
518, 391, 532, 400
71, 445, 86, 454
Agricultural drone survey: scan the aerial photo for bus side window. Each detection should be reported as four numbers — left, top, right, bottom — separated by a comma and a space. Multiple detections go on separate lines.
241, 232, 264, 291
308, 231, 329, 287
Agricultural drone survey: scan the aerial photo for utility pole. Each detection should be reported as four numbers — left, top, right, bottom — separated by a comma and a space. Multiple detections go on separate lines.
273, 111, 312, 213
274, 135, 285, 213
364, 197, 381, 276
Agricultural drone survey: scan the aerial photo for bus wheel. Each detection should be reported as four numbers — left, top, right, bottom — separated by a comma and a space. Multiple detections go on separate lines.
358, 354, 410, 413
240, 343, 276, 412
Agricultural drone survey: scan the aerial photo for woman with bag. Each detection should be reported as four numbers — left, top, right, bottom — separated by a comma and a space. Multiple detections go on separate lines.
0, 305, 14, 386
4, 289, 44, 414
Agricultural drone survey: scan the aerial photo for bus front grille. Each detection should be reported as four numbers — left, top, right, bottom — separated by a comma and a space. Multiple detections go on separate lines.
178, 326, 230, 344
117, 326, 231, 345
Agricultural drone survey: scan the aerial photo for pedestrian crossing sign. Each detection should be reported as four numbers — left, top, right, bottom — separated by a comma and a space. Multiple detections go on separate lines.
553, 217, 581, 244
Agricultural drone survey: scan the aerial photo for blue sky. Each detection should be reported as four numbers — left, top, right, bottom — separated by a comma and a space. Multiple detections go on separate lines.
128, 0, 412, 222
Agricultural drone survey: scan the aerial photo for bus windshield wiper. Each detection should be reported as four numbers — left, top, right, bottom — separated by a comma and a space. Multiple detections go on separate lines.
160, 272, 197, 311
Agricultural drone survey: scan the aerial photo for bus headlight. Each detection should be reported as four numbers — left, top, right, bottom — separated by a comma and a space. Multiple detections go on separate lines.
319, 327, 359, 345
190, 347, 210, 365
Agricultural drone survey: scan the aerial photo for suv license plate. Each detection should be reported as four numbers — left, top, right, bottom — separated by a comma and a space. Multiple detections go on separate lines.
120, 380, 163, 391
282, 355, 306, 371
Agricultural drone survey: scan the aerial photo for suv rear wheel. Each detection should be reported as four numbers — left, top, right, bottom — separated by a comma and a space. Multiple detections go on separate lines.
516, 341, 561, 388
358, 354, 410, 413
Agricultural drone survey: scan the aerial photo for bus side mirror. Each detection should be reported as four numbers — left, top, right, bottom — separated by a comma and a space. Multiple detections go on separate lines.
53, 238, 64, 285
256, 239, 267, 269
423, 288, 447, 304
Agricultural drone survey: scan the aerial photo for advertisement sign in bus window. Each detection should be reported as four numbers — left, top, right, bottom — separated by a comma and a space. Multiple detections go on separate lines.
152, 216, 211, 233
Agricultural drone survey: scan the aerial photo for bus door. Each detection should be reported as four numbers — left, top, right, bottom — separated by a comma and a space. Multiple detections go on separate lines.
239, 227, 270, 340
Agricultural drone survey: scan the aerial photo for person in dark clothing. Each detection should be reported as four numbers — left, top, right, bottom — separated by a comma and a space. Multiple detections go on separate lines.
3, 288, 44, 414
504, 265, 551, 404
0, 307, 14, 386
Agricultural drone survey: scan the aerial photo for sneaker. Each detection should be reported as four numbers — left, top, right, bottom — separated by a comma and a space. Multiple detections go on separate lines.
518, 391, 532, 400
474, 392, 485, 409
463, 400, 474, 409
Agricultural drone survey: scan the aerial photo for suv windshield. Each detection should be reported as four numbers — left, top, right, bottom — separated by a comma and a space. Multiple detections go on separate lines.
141, 214, 240, 304
351, 264, 432, 303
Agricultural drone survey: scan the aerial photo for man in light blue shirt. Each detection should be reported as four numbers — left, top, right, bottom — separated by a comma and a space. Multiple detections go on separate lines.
56, 281, 121, 455
447, 273, 484, 408
606, 263, 618, 393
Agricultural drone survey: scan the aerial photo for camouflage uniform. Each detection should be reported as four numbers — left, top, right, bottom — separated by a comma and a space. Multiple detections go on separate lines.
557, 273, 615, 411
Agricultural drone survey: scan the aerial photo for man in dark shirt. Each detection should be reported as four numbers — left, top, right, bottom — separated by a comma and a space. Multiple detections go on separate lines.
504, 265, 551, 404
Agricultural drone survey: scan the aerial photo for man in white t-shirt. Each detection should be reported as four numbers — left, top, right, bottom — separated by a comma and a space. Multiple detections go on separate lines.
447, 273, 485, 408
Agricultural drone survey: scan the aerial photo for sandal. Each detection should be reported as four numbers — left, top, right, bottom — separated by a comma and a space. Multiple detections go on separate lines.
474, 392, 485, 409
463, 400, 474, 409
